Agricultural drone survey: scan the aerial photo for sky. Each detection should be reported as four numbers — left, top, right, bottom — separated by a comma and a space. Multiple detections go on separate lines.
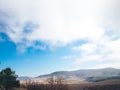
0, 0, 120, 77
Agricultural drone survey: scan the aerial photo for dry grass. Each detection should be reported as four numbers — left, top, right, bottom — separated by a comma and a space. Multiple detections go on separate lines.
18, 79, 120, 90
15, 88, 27, 90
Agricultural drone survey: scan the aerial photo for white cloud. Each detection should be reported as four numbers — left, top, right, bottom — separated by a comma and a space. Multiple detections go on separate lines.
62, 55, 76, 60
74, 54, 103, 64
72, 38, 120, 68
73, 43, 97, 54
0, 0, 119, 47
0, 0, 120, 68
91, 62, 120, 69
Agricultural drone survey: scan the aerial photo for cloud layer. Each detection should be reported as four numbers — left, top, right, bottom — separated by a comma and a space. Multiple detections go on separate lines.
0, 0, 119, 45
0, 0, 120, 68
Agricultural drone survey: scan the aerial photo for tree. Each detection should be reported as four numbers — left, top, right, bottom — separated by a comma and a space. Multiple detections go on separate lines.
0, 67, 20, 90
46, 76, 68, 90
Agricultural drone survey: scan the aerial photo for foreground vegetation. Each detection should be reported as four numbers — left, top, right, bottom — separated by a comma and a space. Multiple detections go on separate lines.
0, 68, 20, 90
18, 79, 120, 90
20, 77, 69, 90
18, 83, 120, 90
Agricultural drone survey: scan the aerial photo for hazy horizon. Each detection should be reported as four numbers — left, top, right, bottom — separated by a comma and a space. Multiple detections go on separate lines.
0, 0, 120, 77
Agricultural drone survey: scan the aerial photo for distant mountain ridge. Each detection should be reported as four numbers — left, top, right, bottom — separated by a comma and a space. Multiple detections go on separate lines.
17, 76, 32, 81
19, 68, 120, 83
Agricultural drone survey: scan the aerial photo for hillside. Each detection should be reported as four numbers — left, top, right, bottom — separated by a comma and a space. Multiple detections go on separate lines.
19, 68, 120, 83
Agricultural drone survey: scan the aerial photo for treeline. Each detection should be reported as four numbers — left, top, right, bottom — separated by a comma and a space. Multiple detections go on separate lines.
20, 77, 68, 90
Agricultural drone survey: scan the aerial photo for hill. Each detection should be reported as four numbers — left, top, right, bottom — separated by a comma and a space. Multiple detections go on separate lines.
19, 68, 120, 83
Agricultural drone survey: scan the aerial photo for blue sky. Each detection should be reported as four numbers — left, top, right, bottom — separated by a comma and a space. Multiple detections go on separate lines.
0, 0, 120, 77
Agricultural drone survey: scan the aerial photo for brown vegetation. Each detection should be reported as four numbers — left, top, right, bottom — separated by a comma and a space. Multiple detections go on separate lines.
20, 79, 120, 90
20, 76, 68, 90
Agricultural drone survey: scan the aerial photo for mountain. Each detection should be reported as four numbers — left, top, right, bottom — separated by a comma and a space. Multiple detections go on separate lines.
19, 68, 120, 83
17, 76, 32, 81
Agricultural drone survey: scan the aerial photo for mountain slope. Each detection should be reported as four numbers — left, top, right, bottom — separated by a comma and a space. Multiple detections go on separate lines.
18, 76, 32, 81
19, 68, 120, 83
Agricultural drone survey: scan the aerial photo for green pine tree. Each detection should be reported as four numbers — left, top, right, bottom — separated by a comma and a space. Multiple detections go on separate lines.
0, 68, 20, 90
